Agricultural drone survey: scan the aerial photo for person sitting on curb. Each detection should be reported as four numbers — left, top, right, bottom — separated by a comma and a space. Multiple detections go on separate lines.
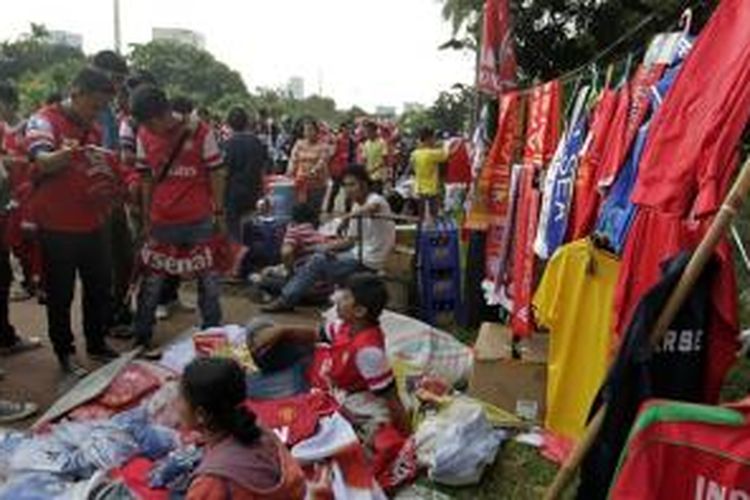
262, 164, 395, 313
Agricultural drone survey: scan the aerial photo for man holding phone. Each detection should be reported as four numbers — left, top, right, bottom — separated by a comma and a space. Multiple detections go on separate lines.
26, 67, 130, 376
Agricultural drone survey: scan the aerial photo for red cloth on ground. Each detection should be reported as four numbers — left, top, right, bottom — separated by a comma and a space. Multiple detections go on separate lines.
244, 392, 338, 446
541, 431, 575, 465
614, 209, 739, 402
631, 0, 750, 217
111, 457, 169, 500
98, 362, 161, 410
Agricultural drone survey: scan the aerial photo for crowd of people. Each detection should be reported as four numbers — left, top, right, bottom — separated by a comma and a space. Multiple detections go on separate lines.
0, 50, 465, 435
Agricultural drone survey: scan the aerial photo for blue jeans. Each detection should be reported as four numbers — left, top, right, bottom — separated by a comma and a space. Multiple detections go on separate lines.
134, 219, 222, 344
281, 252, 363, 306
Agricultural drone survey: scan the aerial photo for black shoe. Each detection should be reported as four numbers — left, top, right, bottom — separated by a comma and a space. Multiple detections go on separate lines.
134, 340, 162, 361
87, 344, 120, 363
59, 356, 88, 378
110, 308, 134, 329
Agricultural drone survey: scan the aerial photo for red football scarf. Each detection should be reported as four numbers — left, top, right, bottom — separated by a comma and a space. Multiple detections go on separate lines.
631, 0, 750, 218
507, 81, 561, 336
523, 81, 562, 167
510, 164, 541, 337
141, 236, 246, 278
465, 91, 523, 231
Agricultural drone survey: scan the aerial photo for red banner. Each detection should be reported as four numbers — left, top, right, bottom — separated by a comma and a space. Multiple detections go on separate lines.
477, 0, 516, 95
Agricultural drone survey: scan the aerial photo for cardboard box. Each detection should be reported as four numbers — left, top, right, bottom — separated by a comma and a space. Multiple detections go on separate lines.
468, 323, 548, 422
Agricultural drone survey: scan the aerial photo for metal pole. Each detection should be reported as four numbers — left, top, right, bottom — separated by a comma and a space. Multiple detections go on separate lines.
114, 0, 122, 54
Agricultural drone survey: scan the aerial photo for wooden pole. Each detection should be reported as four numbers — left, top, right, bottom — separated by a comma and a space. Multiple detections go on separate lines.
544, 156, 750, 500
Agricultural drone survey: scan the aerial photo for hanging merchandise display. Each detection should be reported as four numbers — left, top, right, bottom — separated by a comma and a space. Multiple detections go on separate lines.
522, 82, 562, 167
484, 163, 523, 299
477, 0, 516, 95
568, 88, 619, 240
465, 92, 523, 231
595, 60, 688, 254
595, 64, 666, 191
613, 210, 739, 403
509, 164, 541, 338
608, 399, 750, 500
631, 0, 750, 218
540, 90, 590, 259
612, 0, 749, 404
533, 239, 620, 440
506, 81, 561, 337
577, 253, 718, 499
535, 85, 591, 260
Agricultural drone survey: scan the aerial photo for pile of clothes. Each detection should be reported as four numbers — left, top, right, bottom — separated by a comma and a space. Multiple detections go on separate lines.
0, 311, 517, 499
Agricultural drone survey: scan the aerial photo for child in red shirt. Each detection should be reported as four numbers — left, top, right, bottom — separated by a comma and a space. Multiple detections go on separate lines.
249, 274, 410, 487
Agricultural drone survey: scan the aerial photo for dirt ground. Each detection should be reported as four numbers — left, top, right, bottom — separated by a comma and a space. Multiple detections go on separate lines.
0, 283, 319, 427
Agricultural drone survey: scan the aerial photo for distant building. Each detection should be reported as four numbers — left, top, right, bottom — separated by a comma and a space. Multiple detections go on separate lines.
286, 77, 305, 100
44, 30, 83, 50
152, 27, 206, 49
402, 102, 425, 114
375, 106, 397, 118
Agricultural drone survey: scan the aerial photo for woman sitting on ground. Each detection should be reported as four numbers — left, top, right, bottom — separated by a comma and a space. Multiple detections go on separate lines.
181, 357, 306, 500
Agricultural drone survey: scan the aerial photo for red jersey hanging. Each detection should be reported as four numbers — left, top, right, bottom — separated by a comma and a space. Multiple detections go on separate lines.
631, 0, 750, 218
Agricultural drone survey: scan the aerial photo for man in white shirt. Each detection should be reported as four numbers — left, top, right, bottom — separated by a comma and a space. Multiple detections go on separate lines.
263, 164, 395, 313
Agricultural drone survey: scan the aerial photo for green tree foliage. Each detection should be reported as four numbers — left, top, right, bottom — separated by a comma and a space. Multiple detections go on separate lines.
0, 23, 86, 112
399, 84, 474, 135
440, 0, 716, 83
128, 40, 250, 109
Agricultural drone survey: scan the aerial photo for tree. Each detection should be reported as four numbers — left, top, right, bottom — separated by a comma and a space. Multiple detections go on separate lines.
128, 41, 249, 109
439, 0, 715, 84
0, 23, 86, 113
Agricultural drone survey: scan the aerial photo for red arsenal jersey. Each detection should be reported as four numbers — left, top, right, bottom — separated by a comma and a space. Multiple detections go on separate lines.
309, 321, 395, 394
26, 105, 113, 232
136, 119, 223, 226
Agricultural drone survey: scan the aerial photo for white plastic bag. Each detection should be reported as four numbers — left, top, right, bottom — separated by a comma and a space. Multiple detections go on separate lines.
414, 398, 506, 486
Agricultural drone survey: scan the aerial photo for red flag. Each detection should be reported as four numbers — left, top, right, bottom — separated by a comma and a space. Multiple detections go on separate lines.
478, 0, 516, 95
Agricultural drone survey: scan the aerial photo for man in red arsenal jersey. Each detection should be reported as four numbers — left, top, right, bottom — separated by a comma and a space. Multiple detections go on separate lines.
130, 85, 227, 355
26, 68, 126, 376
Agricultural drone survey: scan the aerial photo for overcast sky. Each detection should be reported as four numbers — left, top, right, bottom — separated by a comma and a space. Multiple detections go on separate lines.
0, 0, 475, 112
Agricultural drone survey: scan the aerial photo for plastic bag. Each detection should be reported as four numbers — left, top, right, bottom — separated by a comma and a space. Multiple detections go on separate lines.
9, 434, 80, 476
111, 407, 179, 460
148, 445, 202, 491
54, 421, 141, 476
414, 398, 506, 486
0, 430, 29, 481
0, 473, 77, 500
